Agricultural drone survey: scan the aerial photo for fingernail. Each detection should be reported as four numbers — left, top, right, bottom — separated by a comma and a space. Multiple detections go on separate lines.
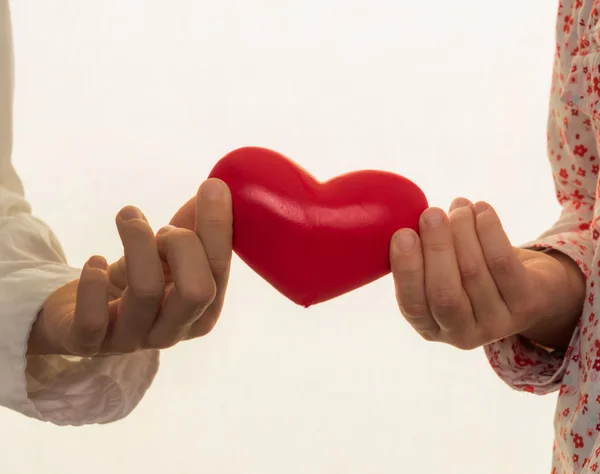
201, 179, 225, 201
394, 230, 416, 252
450, 197, 471, 211
88, 255, 107, 269
473, 202, 488, 215
157, 225, 176, 235
119, 206, 143, 221
424, 209, 444, 227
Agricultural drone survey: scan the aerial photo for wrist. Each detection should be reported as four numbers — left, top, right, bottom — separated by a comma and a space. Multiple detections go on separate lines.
520, 250, 585, 352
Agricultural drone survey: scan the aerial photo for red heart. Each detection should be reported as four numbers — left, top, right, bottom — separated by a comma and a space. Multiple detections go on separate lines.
174, 147, 428, 307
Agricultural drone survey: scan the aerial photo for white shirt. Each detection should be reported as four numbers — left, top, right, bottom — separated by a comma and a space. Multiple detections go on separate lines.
0, 1, 159, 425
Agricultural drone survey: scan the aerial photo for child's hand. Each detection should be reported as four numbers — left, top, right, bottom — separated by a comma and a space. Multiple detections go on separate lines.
28, 179, 232, 356
390, 198, 586, 351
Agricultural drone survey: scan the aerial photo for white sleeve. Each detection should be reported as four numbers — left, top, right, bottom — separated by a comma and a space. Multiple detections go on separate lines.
0, 0, 159, 425
0, 188, 160, 425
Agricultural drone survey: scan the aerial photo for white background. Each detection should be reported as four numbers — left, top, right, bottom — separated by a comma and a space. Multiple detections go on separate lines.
3, 1, 559, 473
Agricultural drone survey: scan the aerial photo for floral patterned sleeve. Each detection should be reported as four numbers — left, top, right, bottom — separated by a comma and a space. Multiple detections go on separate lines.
483, 22, 600, 395
484, 202, 592, 395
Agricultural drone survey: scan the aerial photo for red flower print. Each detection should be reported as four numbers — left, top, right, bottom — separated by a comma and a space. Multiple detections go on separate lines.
560, 382, 569, 395
514, 354, 541, 367
574, 144, 589, 156
564, 15, 574, 33
474, 5, 600, 472
593, 76, 600, 97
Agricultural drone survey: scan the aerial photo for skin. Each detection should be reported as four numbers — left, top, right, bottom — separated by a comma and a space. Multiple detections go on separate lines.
390, 198, 586, 352
27, 178, 232, 356
29, 185, 582, 355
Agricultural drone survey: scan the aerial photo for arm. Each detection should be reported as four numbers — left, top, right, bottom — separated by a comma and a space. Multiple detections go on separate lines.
482, 93, 595, 395
0, 190, 159, 424
0, 1, 159, 424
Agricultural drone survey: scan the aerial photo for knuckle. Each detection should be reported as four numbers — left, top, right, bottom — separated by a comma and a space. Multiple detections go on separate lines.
399, 302, 429, 319
199, 214, 230, 230
458, 261, 482, 282
70, 338, 101, 356
169, 228, 197, 240
424, 240, 452, 253
179, 280, 217, 306
79, 319, 106, 340
115, 342, 142, 354
207, 256, 231, 277
161, 228, 199, 251
69, 321, 106, 356
452, 339, 478, 351
190, 315, 220, 338
445, 325, 483, 350
487, 254, 513, 274
145, 326, 189, 350
429, 287, 461, 309
448, 333, 479, 351
145, 338, 177, 351
418, 329, 440, 342
395, 259, 422, 277
131, 282, 165, 303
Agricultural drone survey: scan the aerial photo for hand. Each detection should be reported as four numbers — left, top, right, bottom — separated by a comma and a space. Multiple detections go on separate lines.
28, 179, 233, 356
390, 198, 586, 351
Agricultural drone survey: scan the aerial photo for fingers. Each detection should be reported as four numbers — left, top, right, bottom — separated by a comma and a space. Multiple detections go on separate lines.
109, 206, 165, 352
144, 179, 232, 347
473, 202, 530, 311
66, 256, 110, 356
146, 225, 216, 348
194, 179, 233, 298
420, 207, 473, 335
108, 256, 127, 290
448, 199, 509, 334
392, 197, 530, 350
189, 179, 233, 338
391, 229, 440, 340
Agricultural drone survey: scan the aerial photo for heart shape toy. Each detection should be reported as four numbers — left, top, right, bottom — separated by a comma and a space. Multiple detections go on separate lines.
172, 147, 428, 307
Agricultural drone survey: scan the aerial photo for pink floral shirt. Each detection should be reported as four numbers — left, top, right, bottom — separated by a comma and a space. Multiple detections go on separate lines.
484, 1, 600, 472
